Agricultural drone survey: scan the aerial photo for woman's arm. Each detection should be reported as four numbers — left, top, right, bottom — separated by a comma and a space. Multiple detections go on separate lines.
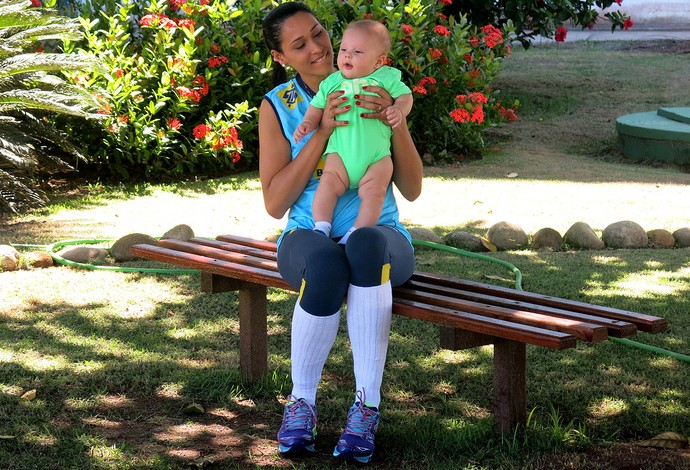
259, 92, 349, 219
358, 86, 422, 202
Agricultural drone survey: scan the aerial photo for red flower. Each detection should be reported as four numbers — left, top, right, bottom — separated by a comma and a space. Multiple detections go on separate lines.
615, 0, 622, 4
118, 115, 129, 124
208, 55, 228, 68
469, 92, 488, 104
362, 13, 373, 20
433, 25, 450, 37
177, 19, 195, 30
450, 108, 470, 123
440, 0, 452, 5
464, 53, 473, 64
193, 124, 211, 139
438, 13, 447, 21
114, 69, 124, 79
401, 24, 413, 36
210, 43, 221, 54
168, 117, 182, 131
555, 26, 568, 42
469, 37, 479, 48
200, 0, 209, 4
193, 75, 209, 96
429, 48, 442, 60
231, 152, 241, 163
481, 24, 504, 49
623, 18, 634, 30
176, 86, 201, 103
140, 14, 176, 30
30, 0, 41, 6
470, 106, 485, 125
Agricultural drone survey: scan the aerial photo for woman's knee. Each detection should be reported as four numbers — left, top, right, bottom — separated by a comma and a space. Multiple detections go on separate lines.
278, 229, 350, 315
345, 226, 414, 287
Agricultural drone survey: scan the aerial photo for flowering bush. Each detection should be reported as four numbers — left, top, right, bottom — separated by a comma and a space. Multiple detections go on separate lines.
63, 0, 262, 179
308, 0, 517, 161
443, 0, 634, 48
62, 0, 517, 178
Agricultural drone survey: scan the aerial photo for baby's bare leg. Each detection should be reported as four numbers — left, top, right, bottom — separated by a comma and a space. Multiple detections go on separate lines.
313, 153, 349, 229
354, 155, 394, 228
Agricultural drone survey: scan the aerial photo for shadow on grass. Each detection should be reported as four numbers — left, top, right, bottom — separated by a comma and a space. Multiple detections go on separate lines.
1, 248, 689, 468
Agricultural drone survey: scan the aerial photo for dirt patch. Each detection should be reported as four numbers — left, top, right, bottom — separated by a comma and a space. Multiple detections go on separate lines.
536, 443, 690, 470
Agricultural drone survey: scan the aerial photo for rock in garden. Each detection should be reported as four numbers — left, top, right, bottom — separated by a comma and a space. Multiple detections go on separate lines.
486, 221, 528, 251
443, 231, 486, 252
23, 251, 54, 269
564, 222, 605, 250
531, 227, 563, 251
264, 233, 281, 243
673, 227, 690, 248
162, 224, 194, 241
56, 246, 109, 264
0, 245, 20, 271
110, 233, 158, 262
409, 227, 443, 248
603, 221, 648, 249
647, 229, 676, 249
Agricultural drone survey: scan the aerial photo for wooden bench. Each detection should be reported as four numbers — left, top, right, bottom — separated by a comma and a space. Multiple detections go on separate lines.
131, 234, 668, 435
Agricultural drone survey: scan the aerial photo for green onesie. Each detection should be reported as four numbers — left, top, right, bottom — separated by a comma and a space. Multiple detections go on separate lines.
310, 66, 411, 188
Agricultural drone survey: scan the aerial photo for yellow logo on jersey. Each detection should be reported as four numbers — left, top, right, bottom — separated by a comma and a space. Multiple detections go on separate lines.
280, 82, 302, 110
313, 157, 325, 179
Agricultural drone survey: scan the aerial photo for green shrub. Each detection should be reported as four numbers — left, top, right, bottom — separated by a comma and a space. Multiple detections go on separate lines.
64, 0, 517, 180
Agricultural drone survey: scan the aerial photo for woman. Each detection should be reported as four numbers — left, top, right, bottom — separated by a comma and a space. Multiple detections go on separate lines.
260, 3, 422, 464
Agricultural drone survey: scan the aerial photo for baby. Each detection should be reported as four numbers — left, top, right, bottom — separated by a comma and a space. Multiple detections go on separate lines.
293, 20, 413, 244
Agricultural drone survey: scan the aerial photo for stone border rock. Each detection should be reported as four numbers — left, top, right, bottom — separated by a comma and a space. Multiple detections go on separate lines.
431, 221, 690, 252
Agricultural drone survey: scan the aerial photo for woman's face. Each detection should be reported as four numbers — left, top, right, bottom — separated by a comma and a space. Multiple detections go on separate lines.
273, 12, 334, 80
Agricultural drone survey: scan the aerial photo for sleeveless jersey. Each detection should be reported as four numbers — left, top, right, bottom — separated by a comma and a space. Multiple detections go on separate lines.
263, 75, 412, 247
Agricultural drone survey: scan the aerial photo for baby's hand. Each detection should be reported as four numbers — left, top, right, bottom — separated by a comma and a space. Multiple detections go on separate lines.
293, 122, 313, 143
383, 106, 404, 129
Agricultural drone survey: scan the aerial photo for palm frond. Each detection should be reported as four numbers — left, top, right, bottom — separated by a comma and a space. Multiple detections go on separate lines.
0, 167, 46, 213
2, 22, 83, 51
0, 89, 101, 118
0, 53, 101, 78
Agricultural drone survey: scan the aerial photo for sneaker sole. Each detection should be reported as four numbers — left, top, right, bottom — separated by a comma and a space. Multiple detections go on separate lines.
279, 442, 316, 456
333, 447, 372, 463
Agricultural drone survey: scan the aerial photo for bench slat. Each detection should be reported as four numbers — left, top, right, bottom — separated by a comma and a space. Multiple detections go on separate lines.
130, 244, 291, 291
188, 238, 278, 261
394, 286, 609, 342
393, 299, 577, 350
157, 239, 279, 271
411, 272, 668, 333
216, 234, 278, 253
403, 279, 637, 338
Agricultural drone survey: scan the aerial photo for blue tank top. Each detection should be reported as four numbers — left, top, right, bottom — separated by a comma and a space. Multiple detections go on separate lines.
263, 75, 412, 246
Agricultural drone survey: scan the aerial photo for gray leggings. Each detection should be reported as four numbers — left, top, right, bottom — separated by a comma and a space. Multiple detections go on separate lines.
277, 226, 415, 316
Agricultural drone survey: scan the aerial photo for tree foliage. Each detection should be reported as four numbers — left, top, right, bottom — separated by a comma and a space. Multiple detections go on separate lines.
443, 0, 633, 47
0, 0, 102, 214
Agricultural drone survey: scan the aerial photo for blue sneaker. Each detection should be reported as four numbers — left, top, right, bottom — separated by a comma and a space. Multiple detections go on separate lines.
277, 396, 317, 456
333, 393, 380, 463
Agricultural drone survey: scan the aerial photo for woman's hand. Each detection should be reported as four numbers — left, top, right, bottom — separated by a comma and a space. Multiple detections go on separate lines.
355, 85, 394, 123
317, 90, 350, 136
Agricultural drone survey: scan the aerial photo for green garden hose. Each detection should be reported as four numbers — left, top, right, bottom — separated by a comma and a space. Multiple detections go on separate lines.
411, 239, 690, 365
12, 239, 198, 274
11, 237, 689, 363
412, 239, 523, 290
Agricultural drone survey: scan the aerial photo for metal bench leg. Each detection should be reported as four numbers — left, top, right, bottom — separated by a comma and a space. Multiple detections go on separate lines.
492, 339, 527, 435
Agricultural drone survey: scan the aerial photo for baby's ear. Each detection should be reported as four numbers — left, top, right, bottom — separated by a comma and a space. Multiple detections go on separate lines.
375, 54, 387, 68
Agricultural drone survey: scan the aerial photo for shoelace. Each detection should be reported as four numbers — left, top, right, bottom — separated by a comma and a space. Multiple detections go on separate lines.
344, 401, 378, 439
283, 396, 316, 431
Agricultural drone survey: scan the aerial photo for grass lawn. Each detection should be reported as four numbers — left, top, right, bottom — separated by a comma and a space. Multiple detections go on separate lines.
1, 40, 690, 469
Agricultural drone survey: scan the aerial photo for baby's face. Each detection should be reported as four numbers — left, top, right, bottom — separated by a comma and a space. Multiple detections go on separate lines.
337, 28, 383, 79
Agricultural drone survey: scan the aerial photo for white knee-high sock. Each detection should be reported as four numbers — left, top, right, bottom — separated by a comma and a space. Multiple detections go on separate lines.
290, 301, 340, 405
346, 282, 393, 408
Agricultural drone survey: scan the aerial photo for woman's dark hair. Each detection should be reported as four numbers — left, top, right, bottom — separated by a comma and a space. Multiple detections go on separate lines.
262, 2, 316, 85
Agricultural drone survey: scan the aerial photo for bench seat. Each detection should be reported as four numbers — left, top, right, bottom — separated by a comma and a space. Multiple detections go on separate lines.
131, 234, 668, 434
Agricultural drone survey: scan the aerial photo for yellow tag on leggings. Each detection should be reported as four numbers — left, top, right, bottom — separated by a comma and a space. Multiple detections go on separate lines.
381, 263, 390, 285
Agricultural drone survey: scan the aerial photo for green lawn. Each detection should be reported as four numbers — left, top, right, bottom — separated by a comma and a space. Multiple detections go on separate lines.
1, 40, 690, 469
